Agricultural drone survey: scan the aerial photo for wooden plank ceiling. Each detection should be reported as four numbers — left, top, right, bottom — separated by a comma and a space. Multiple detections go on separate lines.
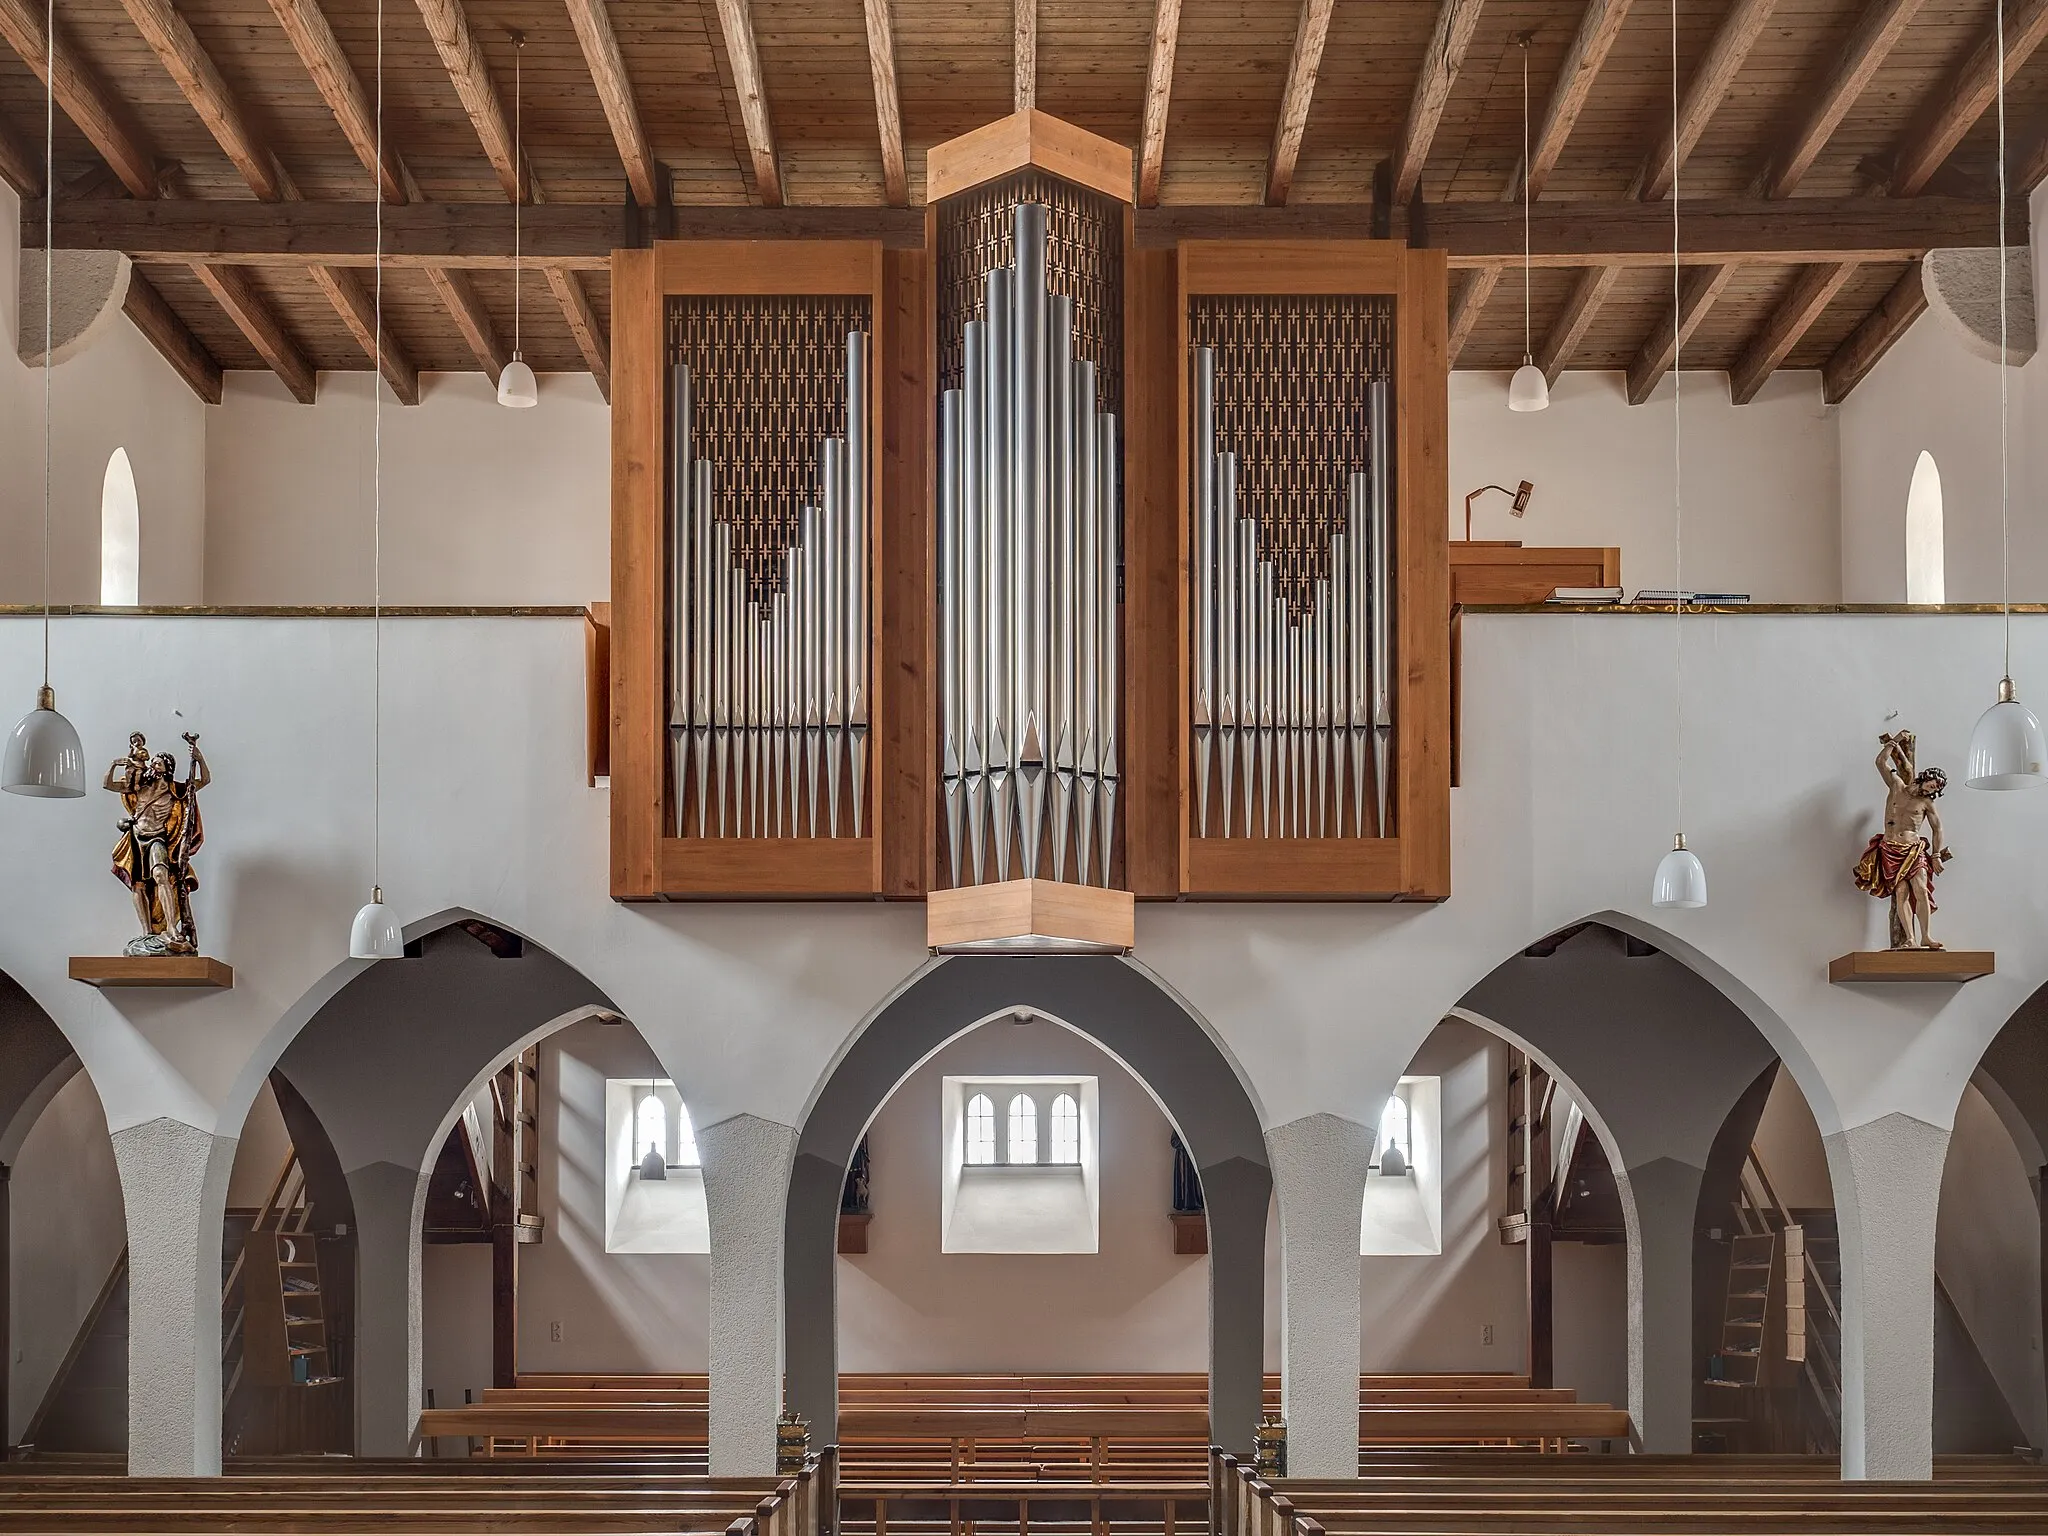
4, 0, 2043, 402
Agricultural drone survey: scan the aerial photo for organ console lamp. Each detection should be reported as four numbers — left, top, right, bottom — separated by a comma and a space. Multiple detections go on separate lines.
1463, 480, 1534, 542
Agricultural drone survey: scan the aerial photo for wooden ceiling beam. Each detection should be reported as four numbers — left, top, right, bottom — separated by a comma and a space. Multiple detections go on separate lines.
0, 0, 157, 198
124, 268, 223, 404
1265, 0, 1335, 205
414, 0, 523, 203
0, 108, 37, 197
1625, 262, 1737, 404
309, 265, 420, 404
563, 0, 660, 208
426, 265, 507, 379
1448, 263, 1502, 363
120, 0, 421, 402
1759, 0, 1925, 199
711, 0, 782, 205
1729, 260, 1852, 402
1889, 0, 2048, 197
1536, 262, 1621, 383
545, 265, 609, 401
264, 0, 406, 202
859, 0, 906, 206
45, 194, 2014, 268
117, 0, 288, 200
1640, 0, 1779, 202
1013, 0, 1036, 112
191, 263, 317, 403
1823, 262, 1924, 401
1519, 0, 1632, 203
1391, 0, 1486, 206
1138, 0, 1183, 207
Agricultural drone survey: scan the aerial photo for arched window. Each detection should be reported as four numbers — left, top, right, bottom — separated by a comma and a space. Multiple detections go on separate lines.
674, 1100, 700, 1166
634, 1092, 667, 1166
1007, 1094, 1038, 1164
1049, 1093, 1079, 1164
100, 447, 138, 606
1906, 450, 1945, 605
965, 1093, 996, 1165
1378, 1094, 1410, 1164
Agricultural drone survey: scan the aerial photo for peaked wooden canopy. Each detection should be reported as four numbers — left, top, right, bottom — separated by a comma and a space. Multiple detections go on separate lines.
3, 0, 2041, 404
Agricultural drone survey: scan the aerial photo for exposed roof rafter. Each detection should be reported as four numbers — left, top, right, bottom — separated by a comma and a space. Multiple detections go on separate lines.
124, 268, 223, 403
1625, 262, 1736, 403
1448, 263, 1503, 362
564, 0, 661, 208
1537, 263, 1621, 383
1265, 0, 1334, 205
1391, 0, 1487, 205
1517, 0, 1632, 203
860, 0, 907, 206
0, 0, 157, 197
1730, 261, 1852, 403
1822, 262, 1923, 401
1138, 0, 1183, 207
1759, 0, 1925, 199
711, 0, 782, 204
1888, 0, 2048, 196
1639, 0, 1778, 202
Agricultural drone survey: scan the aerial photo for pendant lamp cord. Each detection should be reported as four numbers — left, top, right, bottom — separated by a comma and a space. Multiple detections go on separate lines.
1996, 0, 2011, 680
39, 0, 53, 691
372, 0, 384, 891
1521, 38, 1532, 365
513, 39, 523, 357
1671, 0, 1685, 837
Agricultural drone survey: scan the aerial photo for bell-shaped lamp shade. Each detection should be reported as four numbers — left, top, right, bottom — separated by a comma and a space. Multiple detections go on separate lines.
1377, 1143, 1409, 1178
3, 686, 85, 797
1965, 676, 2048, 789
1651, 833, 1708, 909
639, 1143, 669, 1181
497, 355, 538, 409
1508, 362, 1550, 413
349, 887, 405, 960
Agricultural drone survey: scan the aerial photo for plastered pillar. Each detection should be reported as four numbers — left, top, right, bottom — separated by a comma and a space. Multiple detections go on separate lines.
347, 1160, 424, 1458
702, 1113, 796, 1475
1268, 1112, 1373, 1478
1620, 1157, 1703, 1453
111, 1117, 229, 1476
1828, 1113, 1948, 1480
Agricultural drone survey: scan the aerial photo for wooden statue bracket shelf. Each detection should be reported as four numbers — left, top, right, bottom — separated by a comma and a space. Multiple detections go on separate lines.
608, 111, 1451, 904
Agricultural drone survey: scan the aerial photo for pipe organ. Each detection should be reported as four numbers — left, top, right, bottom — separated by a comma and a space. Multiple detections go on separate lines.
665, 298, 872, 845
611, 111, 1450, 907
936, 202, 1123, 891
1188, 299, 1394, 843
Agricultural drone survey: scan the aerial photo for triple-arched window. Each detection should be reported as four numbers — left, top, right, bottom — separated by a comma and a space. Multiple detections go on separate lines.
964, 1090, 1082, 1166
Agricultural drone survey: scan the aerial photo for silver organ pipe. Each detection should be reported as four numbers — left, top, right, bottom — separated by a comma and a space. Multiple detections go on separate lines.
1191, 344, 1394, 840
664, 329, 872, 841
937, 203, 1122, 888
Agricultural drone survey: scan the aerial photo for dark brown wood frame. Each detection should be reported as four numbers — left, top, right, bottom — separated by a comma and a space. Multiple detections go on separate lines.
610, 239, 889, 898
1167, 241, 1451, 899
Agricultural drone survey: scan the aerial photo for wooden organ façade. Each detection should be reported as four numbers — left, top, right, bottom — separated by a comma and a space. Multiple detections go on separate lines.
610, 112, 1449, 906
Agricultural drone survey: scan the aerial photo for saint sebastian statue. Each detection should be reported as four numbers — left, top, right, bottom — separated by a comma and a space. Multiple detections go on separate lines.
1852, 730, 1951, 951
105, 731, 210, 956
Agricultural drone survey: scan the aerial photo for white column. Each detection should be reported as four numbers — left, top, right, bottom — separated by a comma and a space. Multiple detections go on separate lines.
1619, 1157, 1704, 1453
346, 1160, 425, 1458
701, 1113, 797, 1475
1828, 1112, 1948, 1480
1268, 1112, 1373, 1478
111, 1117, 231, 1476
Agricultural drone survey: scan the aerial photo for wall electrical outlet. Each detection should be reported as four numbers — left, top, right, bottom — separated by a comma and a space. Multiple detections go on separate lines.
550, 1321, 563, 1343
1482, 1324, 1495, 1346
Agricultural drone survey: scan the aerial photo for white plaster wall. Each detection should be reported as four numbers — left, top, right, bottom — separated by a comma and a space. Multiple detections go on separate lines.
1553, 1241, 1628, 1412
1836, 183, 2048, 604
9, 1068, 125, 1442
1451, 370, 1841, 602
838, 1018, 1204, 1371
223, 1082, 290, 1208
201, 372, 610, 606
1936, 1081, 2046, 1448
1752, 1067, 1834, 1212
0, 185, 207, 606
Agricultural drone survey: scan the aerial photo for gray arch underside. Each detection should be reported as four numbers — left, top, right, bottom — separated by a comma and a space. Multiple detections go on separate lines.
785, 954, 1271, 1452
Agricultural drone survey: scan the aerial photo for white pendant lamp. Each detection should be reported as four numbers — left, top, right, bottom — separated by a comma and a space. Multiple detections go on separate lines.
351, 0, 402, 959
1649, 0, 1703, 909
4, 0, 85, 799
1507, 37, 1549, 414
1963, 0, 2045, 790
497, 34, 538, 409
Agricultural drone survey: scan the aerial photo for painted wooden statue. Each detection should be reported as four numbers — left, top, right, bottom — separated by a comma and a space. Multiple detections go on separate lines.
104, 731, 210, 956
1852, 729, 1951, 950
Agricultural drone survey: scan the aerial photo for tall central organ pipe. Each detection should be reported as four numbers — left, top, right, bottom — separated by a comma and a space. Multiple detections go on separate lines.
938, 204, 1121, 888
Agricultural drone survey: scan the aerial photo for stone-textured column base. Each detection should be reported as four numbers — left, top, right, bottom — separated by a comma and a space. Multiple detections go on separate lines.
703, 1113, 796, 1476
1269, 1112, 1373, 1478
